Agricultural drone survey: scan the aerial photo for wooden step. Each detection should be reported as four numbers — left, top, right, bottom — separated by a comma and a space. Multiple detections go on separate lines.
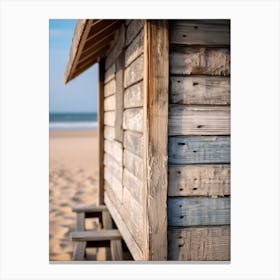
72, 204, 108, 213
71, 229, 122, 242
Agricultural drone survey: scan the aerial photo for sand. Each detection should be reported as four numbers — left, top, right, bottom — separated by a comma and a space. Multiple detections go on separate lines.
49, 129, 101, 261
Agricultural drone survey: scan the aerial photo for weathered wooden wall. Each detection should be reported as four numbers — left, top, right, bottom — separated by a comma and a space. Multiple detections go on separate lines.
167, 20, 231, 261
103, 20, 146, 260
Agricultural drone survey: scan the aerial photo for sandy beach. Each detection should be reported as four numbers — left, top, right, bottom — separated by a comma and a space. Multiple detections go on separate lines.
49, 129, 101, 261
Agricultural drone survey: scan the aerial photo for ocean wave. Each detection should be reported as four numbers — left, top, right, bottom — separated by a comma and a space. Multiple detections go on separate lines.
49, 121, 98, 130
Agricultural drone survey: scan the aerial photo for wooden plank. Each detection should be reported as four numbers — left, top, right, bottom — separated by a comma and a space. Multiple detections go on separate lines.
105, 192, 144, 260
71, 230, 122, 241
168, 164, 230, 197
104, 152, 122, 182
170, 47, 230, 76
168, 105, 230, 135
170, 76, 230, 105
104, 111, 115, 127
168, 136, 230, 164
125, 28, 144, 67
143, 20, 169, 260
73, 204, 107, 213
72, 242, 86, 260
104, 139, 122, 164
123, 168, 143, 203
126, 20, 144, 46
104, 94, 116, 111
124, 81, 143, 108
168, 197, 230, 226
170, 20, 230, 45
76, 212, 85, 230
104, 63, 115, 83
104, 126, 115, 141
104, 78, 116, 97
114, 51, 124, 142
168, 226, 230, 261
104, 166, 123, 202
102, 210, 113, 260
124, 149, 143, 180
124, 54, 144, 88
98, 58, 105, 204
123, 108, 143, 132
124, 130, 143, 157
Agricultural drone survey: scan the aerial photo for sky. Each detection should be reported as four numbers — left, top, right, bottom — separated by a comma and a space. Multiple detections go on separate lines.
49, 19, 98, 113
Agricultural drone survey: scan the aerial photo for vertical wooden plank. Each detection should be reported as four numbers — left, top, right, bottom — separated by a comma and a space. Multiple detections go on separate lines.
73, 212, 86, 260
114, 51, 124, 142
98, 58, 105, 205
143, 20, 169, 260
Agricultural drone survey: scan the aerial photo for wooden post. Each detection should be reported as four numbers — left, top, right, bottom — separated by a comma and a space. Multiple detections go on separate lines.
143, 20, 169, 260
98, 58, 105, 205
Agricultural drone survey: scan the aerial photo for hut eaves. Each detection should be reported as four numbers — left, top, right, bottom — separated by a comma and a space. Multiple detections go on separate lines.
64, 19, 123, 83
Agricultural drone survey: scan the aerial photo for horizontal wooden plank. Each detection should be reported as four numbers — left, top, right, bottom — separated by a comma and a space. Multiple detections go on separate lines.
123, 168, 143, 203
126, 20, 144, 46
170, 47, 230, 76
168, 136, 230, 164
104, 166, 123, 202
123, 108, 143, 132
125, 28, 144, 67
104, 125, 115, 141
124, 130, 143, 157
72, 204, 108, 213
168, 164, 230, 197
170, 76, 230, 105
104, 139, 122, 164
104, 63, 115, 83
124, 81, 144, 108
71, 229, 122, 241
104, 152, 122, 182
124, 149, 143, 180
168, 197, 230, 226
104, 78, 116, 97
170, 20, 230, 45
104, 111, 115, 127
124, 54, 144, 88
104, 94, 116, 111
168, 226, 230, 260
169, 105, 230, 135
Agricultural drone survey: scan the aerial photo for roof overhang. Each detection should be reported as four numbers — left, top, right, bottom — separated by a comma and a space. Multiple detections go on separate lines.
64, 19, 123, 83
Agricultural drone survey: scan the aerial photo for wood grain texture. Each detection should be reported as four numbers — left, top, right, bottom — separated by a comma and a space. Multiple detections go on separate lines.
104, 111, 115, 127
71, 229, 122, 241
168, 164, 230, 197
104, 125, 115, 141
104, 78, 116, 97
123, 168, 143, 203
104, 94, 116, 111
72, 242, 86, 260
168, 197, 230, 226
170, 76, 230, 105
72, 204, 108, 213
168, 136, 230, 164
170, 20, 230, 45
125, 28, 144, 67
104, 139, 122, 164
124, 149, 143, 180
126, 20, 144, 46
168, 226, 230, 261
143, 20, 169, 260
104, 63, 115, 83
170, 47, 230, 76
124, 130, 143, 157
123, 108, 143, 132
104, 166, 122, 202
169, 105, 230, 135
124, 54, 144, 88
124, 81, 143, 108
104, 152, 122, 182
76, 212, 85, 231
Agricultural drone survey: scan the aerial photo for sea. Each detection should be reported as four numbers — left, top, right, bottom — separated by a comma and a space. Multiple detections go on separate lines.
49, 112, 98, 130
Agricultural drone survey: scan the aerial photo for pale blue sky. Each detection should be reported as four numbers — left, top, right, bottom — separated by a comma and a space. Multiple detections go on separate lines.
49, 19, 98, 113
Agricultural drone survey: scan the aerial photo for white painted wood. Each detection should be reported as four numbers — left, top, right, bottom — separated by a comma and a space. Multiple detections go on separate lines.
124, 55, 144, 88
104, 63, 115, 83
104, 111, 115, 127
124, 149, 143, 180
123, 108, 143, 132
124, 81, 143, 108
104, 152, 122, 182
124, 130, 143, 157
104, 166, 122, 202
104, 126, 115, 141
104, 139, 122, 164
104, 78, 116, 97
123, 168, 143, 203
104, 94, 116, 111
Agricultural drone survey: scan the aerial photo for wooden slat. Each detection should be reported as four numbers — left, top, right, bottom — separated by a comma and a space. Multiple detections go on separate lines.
71, 230, 122, 241
76, 212, 85, 230
170, 20, 230, 45
104, 111, 115, 127
123, 108, 143, 132
168, 164, 230, 197
169, 105, 230, 135
168, 226, 230, 261
125, 28, 144, 67
126, 20, 144, 46
124, 149, 143, 180
123, 130, 143, 157
72, 242, 86, 261
143, 20, 169, 260
170, 76, 230, 105
124, 81, 143, 108
104, 125, 115, 141
170, 47, 230, 76
168, 197, 230, 226
104, 64, 115, 83
123, 168, 143, 203
73, 204, 108, 213
104, 139, 122, 164
104, 78, 116, 97
104, 153, 122, 182
104, 94, 116, 111
104, 166, 123, 202
124, 55, 144, 88
168, 136, 230, 164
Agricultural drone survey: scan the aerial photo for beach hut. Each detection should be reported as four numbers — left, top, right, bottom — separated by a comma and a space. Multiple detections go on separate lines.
65, 19, 230, 261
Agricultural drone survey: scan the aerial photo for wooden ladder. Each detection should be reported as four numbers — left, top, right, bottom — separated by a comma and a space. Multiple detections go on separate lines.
71, 205, 123, 261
